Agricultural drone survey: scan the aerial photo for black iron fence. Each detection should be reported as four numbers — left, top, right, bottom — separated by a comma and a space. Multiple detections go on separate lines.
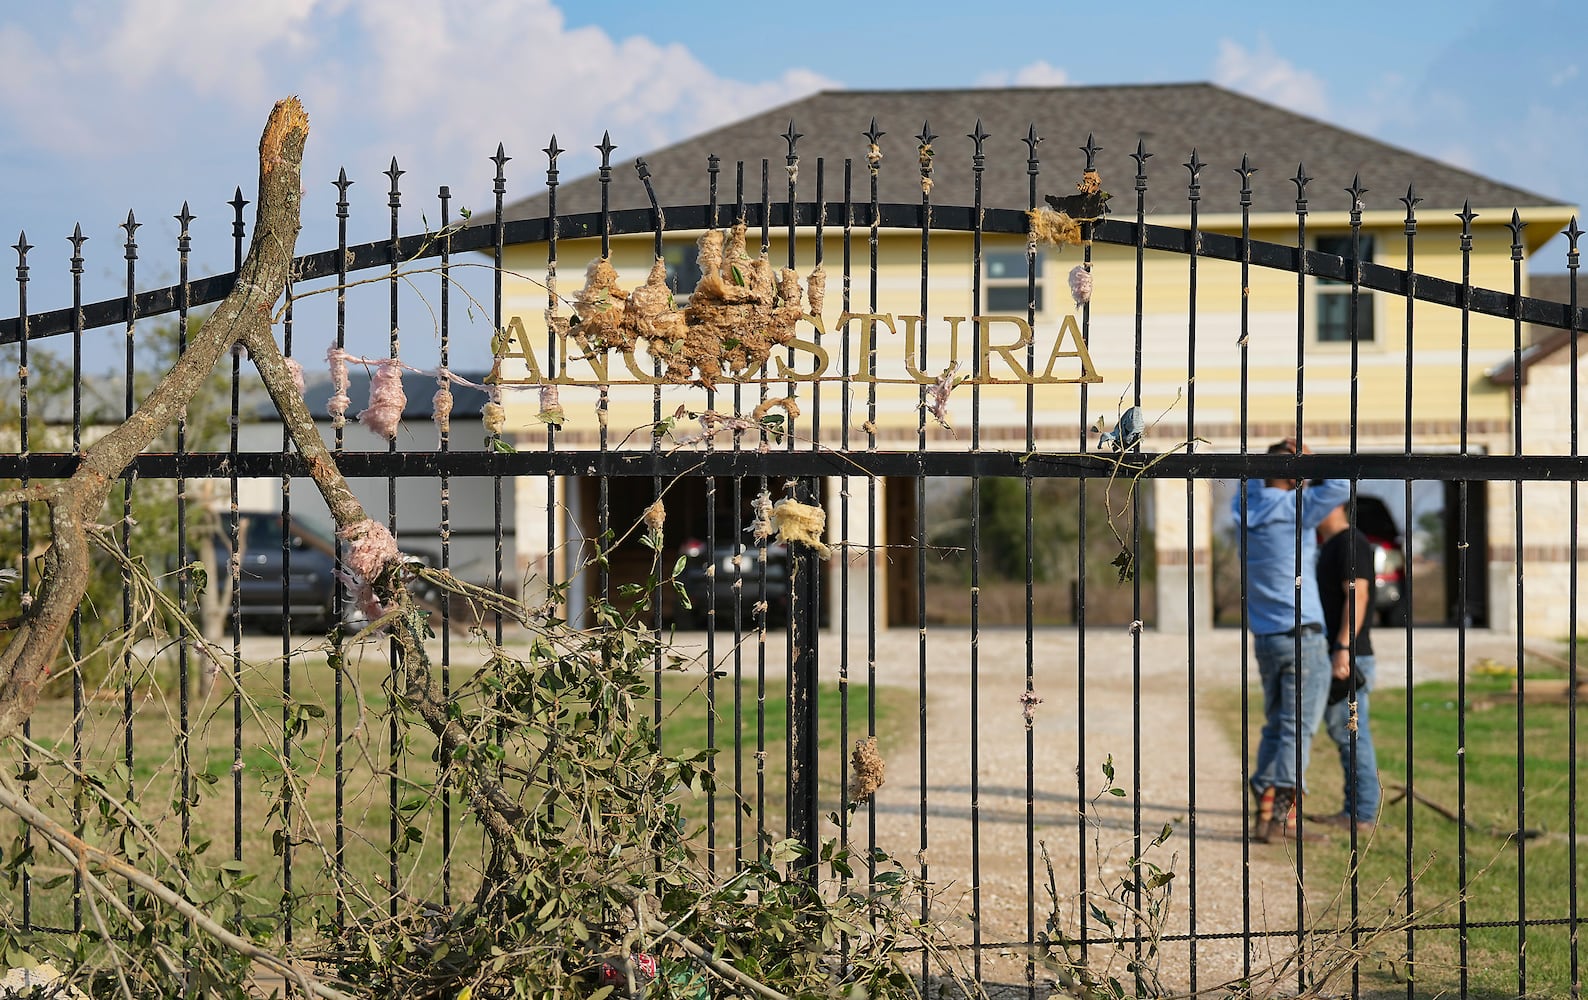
1, 115, 1585, 999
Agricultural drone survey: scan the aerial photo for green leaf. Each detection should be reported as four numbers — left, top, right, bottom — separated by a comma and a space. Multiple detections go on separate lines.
1087, 902, 1116, 931
730, 265, 745, 286
1111, 547, 1135, 583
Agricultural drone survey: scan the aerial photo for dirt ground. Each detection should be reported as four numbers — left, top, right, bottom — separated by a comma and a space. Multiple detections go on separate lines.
789, 623, 1522, 997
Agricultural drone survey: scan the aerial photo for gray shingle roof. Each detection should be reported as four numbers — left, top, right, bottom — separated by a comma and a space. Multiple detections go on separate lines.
254, 370, 492, 422
499, 83, 1563, 223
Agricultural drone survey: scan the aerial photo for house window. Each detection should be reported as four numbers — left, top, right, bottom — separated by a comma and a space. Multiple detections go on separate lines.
663, 242, 702, 304
1316, 234, 1375, 343
983, 250, 1043, 313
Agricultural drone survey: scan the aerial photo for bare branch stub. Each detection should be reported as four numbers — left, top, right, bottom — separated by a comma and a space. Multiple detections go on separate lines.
0, 97, 312, 738
0, 94, 525, 846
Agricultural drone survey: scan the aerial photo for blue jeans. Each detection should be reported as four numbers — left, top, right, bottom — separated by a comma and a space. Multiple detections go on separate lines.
1251, 631, 1332, 795
1323, 655, 1380, 821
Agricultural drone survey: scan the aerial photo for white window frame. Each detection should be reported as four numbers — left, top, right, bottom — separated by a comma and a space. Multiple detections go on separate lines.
982, 248, 1044, 314
662, 240, 703, 306
1314, 233, 1377, 345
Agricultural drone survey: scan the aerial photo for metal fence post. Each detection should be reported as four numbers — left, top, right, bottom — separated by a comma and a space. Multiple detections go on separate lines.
787, 475, 822, 873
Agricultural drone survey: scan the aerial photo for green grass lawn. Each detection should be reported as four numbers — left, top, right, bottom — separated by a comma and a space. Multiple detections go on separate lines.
4, 634, 909, 938
1233, 668, 1587, 998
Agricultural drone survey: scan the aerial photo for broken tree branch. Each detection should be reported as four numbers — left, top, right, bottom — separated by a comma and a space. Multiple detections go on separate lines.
0, 774, 355, 1000
0, 93, 525, 852
0, 98, 538, 995
0, 97, 310, 738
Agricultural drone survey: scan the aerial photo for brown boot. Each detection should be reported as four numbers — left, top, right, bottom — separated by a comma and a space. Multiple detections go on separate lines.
1267, 787, 1327, 843
1250, 786, 1277, 842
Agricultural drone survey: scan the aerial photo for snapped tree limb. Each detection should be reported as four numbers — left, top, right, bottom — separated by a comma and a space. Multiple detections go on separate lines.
0, 98, 311, 739
0, 93, 525, 857
0, 775, 355, 1000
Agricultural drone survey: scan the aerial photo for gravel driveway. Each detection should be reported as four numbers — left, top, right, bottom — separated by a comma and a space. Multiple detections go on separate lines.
802, 623, 1519, 996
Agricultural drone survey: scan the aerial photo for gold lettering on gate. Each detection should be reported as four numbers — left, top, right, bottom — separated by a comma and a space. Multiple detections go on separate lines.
489, 311, 1102, 386
975, 315, 1033, 382
843, 312, 897, 384
1040, 314, 1102, 384
558, 327, 609, 383
495, 316, 545, 382
773, 314, 830, 381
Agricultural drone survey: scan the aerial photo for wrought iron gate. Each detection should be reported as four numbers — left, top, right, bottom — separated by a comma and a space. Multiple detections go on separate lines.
1, 113, 1585, 999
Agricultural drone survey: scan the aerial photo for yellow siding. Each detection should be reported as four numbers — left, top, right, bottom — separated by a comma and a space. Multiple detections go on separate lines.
1082, 225, 1520, 436
494, 220, 1533, 446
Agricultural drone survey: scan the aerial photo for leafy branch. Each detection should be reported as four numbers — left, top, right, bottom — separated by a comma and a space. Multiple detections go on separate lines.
0, 97, 963, 1000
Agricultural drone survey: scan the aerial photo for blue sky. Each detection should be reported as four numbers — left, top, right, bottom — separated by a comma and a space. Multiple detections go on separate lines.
0, 0, 1583, 371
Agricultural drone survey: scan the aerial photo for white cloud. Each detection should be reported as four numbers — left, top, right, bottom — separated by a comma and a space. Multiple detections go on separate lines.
1212, 37, 1329, 118
101, 0, 322, 98
0, 1, 837, 188
344, 0, 835, 177
975, 59, 1070, 88
0, 0, 841, 373
0, 23, 104, 155
0, 1, 338, 159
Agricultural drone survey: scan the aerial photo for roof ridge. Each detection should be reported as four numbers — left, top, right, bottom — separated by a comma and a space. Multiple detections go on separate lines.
809, 81, 1218, 97
492, 83, 1572, 221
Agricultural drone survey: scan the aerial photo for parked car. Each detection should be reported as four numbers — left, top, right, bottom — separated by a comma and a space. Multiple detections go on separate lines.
231, 513, 339, 633
1352, 496, 1408, 626
229, 512, 441, 634
671, 538, 791, 629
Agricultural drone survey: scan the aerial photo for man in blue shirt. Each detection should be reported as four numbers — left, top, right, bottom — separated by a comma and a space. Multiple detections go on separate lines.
1231, 439, 1350, 843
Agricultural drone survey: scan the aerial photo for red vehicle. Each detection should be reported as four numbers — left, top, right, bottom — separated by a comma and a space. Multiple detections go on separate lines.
1353, 496, 1408, 626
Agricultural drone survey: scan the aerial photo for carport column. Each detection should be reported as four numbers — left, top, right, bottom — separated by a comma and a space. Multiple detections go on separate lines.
1153, 477, 1212, 632
1485, 471, 1518, 634
514, 473, 554, 607
837, 474, 882, 636
1513, 359, 1588, 635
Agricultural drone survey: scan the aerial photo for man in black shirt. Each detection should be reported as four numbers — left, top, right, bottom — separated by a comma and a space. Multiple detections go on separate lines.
1312, 502, 1380, 834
